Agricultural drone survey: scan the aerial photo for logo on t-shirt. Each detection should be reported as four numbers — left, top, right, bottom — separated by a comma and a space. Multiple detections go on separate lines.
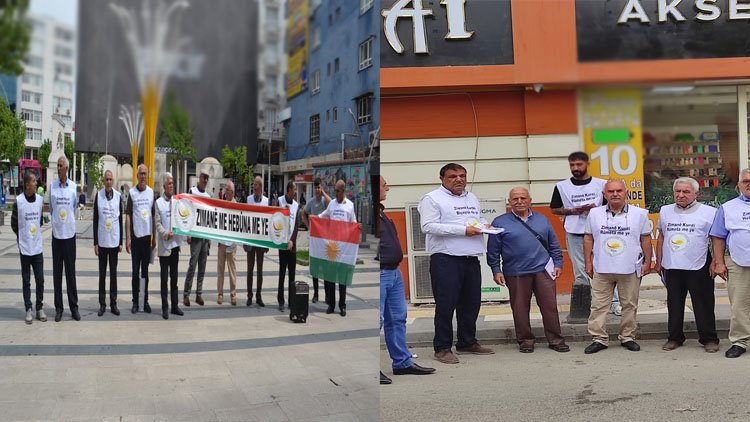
668, 233, 689, 252
604, 236, 626, 256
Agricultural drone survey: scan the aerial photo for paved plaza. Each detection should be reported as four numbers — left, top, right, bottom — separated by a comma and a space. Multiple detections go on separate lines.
0, 221, 379, 421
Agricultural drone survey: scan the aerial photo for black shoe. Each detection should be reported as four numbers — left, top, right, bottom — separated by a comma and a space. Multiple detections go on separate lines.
392, 363, 436, 376
725, 344, 746, 358
621, 341, 641, 352
246, 298, 252, 307
256, 296, 265, 307
380, 371, 392, 385
326, 306, 335, 314
144, 303, 152, 313
278, 303, 284, 312
340, 308, 347, 317
584, 342, 608, 354
131, 305, 138, 314
195, 295, 204, 306
312, 294, 318, 303
162, 309, 169, 320
71, 309, 81, 321
97, 305, 106, 317
549, 343, 570, 353
54, 310, 63, 322
111, 304, 120, 316
171, 307, 184, 316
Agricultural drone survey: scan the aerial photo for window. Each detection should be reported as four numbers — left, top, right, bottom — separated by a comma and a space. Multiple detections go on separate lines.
267, 6, 279, 21
333, 107, 338, 122
21, 91, 42, 105
334, 58, 340, 73
54, 45, 73, 58
310, 114, 320, 144
55, 27, 73, 41
264, 107, 277, 131
313, 26, 321, 49
30, 39, 44, 54
60, 115, 72, 126
328, 14, 332, 26
327, 62, 331, 76
311, 70, 320, 94
53, 96, 72, 113
360, 0, 374, 14
22, 73, 42, 88
31, 19, 45, 34
359, 38, 373, 70
55, 62, 72, 76
25, 128, 42, 141
326, 109, 330, 122
25, 55, 43, 68
21, 109, 42, 123
54, 80, 72, 93
356, 95, 372, 125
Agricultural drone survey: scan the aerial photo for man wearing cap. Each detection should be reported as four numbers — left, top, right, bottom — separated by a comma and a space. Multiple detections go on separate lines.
184, 168, 211, 307
12, 172, 47, 324
654, 177, 719, 353
418, 163, 494, 364
301, 177, 331, 303
93, 169, 123, 316
125, 164, 156, 314
583, 179, 651, 354
710, 168, 750, 358
245, 176, 269, 307
50, 155, 80, 322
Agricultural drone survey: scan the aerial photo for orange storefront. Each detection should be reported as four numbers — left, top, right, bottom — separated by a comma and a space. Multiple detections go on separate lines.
381, 0, 750, 300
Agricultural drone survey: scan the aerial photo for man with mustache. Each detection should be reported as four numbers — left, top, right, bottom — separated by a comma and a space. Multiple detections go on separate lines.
583, 179, 651, 354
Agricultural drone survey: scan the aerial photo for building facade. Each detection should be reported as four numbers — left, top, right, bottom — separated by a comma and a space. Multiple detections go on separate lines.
381, 0, 750, 301
282, 0, 379, 209
18, 14, 75, 160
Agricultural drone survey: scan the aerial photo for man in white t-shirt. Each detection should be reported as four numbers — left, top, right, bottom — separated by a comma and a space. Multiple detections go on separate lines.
183, 169, 211, 307
319, 180, 356, 316
277, 181, 301, 312
245, 176, 269, 307
654, 177, 718, 353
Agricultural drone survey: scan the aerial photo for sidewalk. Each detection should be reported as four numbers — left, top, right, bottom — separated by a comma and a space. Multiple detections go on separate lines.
399, 274, 731, 347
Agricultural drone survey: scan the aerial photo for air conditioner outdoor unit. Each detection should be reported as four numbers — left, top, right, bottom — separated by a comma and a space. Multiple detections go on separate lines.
405, 199, 509, 304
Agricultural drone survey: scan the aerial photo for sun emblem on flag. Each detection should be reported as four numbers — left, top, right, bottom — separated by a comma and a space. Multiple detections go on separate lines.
325, 241, 341, 261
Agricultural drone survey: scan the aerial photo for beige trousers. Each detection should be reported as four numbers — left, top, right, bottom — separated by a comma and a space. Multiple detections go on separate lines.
217, 244, 237, 297
588, 272, 640, 346
727, 258, 750, 348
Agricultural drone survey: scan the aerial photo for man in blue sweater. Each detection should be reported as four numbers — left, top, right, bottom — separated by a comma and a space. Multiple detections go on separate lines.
487, 187, 569, 353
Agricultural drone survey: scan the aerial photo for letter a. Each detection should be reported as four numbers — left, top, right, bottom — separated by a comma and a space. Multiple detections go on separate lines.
382, 0, 433, 54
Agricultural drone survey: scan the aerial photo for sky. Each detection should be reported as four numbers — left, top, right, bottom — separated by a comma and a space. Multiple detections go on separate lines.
29, 0, 78, 26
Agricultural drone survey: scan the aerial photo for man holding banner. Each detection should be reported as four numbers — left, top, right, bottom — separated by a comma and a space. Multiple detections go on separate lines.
318, 180, 357, 317
277, 181, 301, 312
184, 169, 211, 307
245, 176, 269, 307
217, 181, 238, 306
125, 164, 156, 315
301, 178, 331, 303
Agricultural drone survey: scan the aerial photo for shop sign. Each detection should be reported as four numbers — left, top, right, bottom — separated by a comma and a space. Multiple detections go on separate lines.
380, 0, 513, 68
577, 0, 750, 61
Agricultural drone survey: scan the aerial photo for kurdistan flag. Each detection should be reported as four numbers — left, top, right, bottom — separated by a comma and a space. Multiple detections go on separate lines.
309, 217, 360, 286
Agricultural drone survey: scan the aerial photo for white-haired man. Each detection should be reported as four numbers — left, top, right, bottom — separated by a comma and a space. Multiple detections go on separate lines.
93, 169, 123, 316
654, 177, 719, 353
51, 155, 80, 322
245, 176, 269, 307
155, 172, 184, 319
217, 180, 238, 306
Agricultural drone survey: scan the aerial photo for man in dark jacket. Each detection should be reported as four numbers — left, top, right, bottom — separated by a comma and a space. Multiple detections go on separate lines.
379, 176, 435, 384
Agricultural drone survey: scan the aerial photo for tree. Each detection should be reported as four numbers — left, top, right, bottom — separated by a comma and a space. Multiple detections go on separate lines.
86, 153, 104, 191
38, 138, 51, 168
0, 97, 26, 166
0, 0, 31, 75
158, 92, 196, 192
64, 136, 74, 162
220, 144, 253, 189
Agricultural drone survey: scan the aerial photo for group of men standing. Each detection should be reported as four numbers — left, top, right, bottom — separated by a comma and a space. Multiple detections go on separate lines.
396, 152, 750, 369
13, 155, 357, 322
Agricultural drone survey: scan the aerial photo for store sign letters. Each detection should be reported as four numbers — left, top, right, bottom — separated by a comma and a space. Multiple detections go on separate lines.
618, 0, 750, 23
382, 0, 473, 54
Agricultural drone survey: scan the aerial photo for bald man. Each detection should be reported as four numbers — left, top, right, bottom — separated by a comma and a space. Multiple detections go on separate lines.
319, 180, 357, 316
50, 155, 80, 321
487, 187, 568, 353
125, 164, 156, 315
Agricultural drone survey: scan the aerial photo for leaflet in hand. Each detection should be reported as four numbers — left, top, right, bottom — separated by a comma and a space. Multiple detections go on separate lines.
481, 227, 504, 235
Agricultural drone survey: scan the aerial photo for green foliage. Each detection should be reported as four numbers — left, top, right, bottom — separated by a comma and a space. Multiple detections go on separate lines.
0, 97, 26, 166
158, 92, 196, 165
0, 0, 31, 75
86, 153, 105, 191
220, 144, 253, 188
64, 137, 74, 162
38, 138, 51, 169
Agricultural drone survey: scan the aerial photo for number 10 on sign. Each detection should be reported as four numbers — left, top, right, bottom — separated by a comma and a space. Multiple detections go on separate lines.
585, 127, 646, 207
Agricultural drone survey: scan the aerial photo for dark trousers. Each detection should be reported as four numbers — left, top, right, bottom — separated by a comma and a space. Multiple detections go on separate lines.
430, 253, 481, 352
277, 250, 296, 305
312, 277, 320, 296
246, 247, 266, 298
505, 271, 565, 347
98, 247, 119, 306
324, 281, 346, 310
21, 253, 44, 311
160, 247, 180, 310
131, 236, 151, 305
664, 265, 719, 345
52, 236, 78, 312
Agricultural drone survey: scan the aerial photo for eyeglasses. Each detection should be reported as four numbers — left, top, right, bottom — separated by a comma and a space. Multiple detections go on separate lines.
740, 180, 750, 185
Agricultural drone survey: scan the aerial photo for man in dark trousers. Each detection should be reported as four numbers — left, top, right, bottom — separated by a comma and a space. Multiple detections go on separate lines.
125, 164, 156, 314
301, 178, 331, 303
277, 181, 301, 312
380, 176, 435, 384
50, 155, 80, 322
93, 170, 123, 316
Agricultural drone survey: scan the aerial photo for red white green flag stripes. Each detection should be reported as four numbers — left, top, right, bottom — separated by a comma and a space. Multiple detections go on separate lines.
170, 194, 290, 249
309, 217, 360, 286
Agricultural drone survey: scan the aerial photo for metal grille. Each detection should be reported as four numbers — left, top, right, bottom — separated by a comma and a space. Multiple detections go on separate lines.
412, 254, 433, 299
409, 205, 425, 251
